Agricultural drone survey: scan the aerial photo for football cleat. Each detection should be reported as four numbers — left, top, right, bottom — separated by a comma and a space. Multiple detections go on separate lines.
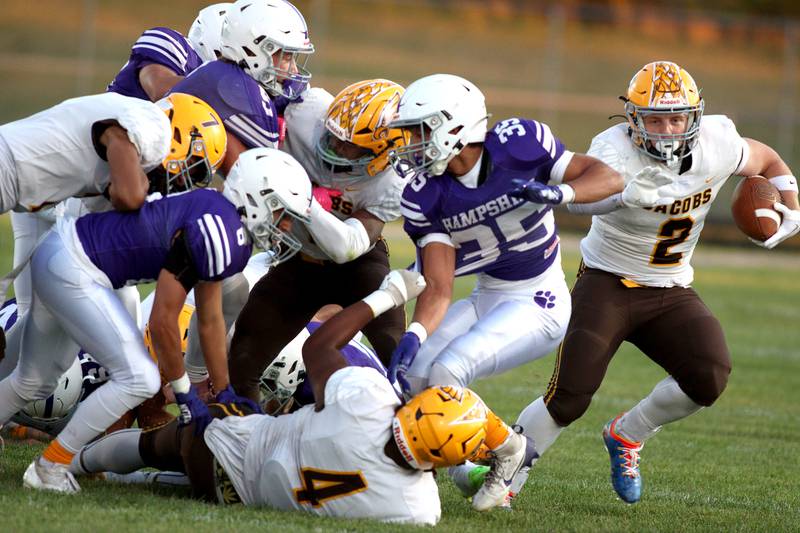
449, 463, 490, 498
472, 430, 538, 511
23, 456, 81, 494
603, 415, 643, 504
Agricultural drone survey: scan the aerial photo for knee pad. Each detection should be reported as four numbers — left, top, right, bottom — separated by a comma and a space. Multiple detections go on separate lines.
676, 360, 731, 407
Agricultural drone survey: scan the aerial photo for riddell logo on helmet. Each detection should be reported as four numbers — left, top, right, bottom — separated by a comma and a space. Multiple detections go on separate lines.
393, 421, 417, 466
657, 98, 684, 105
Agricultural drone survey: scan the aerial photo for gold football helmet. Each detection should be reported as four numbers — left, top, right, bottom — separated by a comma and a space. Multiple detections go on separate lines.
315, 79, 410, 187
623, 61, 704, 163
156, 92, 227, 194
392, 385, 488, 470
143, 302, 196, 364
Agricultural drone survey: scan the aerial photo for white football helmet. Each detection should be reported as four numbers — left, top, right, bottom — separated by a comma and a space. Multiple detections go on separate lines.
223, 147, 312, 265
389, 74, 488, 177
21, 358, 83, 421
259, 326, 308, 414
187, 3, 232, 63
220, 0, 314, 99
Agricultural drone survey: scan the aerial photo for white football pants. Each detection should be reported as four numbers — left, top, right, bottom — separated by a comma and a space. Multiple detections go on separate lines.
11, 204, 141, 324
406, 260, 571, 393
0, 231, 160, 452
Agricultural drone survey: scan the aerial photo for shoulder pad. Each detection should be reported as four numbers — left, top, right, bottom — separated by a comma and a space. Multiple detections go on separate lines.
485, 118, 563, 172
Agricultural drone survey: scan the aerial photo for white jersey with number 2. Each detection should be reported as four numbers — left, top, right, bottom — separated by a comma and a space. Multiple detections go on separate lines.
580, 115, 748, 287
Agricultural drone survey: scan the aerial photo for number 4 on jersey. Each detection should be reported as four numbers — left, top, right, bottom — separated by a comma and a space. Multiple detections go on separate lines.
294, 467, 368, 507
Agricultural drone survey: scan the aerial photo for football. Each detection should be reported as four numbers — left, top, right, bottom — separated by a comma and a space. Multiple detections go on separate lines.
730, 176, 782, 241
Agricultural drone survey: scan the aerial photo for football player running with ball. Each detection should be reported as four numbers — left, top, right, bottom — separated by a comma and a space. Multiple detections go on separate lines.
0, 147, 311, 494
71, 269, 532, 525
504, 61, 800, 505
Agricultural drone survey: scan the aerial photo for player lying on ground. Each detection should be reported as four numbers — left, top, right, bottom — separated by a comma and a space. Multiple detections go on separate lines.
72, 270, 535, 523
0, 147, 311, 494
465, 60, 800, 506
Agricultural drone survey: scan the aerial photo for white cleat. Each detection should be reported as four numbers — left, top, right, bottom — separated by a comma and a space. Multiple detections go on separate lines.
472, 431, 538, 511
23, 456, 81, 494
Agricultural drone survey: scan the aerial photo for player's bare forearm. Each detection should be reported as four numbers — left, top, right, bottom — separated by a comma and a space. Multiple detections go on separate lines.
150, 319, 184, 383
562, 154, 624, 203
139, 63, 184, 102
412, 279, 452, 334
151, 270, 191, 382
195, 281, 229, 391
102, 126, 148, 211
303, 302, 372, 409
412, 242, 455, 334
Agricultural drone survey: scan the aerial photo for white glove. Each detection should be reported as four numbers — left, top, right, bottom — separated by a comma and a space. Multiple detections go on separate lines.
380, 269, 427, 307
621, 166, 676, 208
751, 202, 800, 249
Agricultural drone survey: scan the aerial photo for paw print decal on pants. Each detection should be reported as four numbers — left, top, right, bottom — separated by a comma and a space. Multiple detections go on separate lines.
534, 290, 556, 309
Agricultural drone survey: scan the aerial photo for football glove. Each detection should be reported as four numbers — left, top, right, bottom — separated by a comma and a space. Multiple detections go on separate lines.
215, 384, 263, 415
312, 185, 342, 212
752, 202, 800, 249
621, 166, 676, 208
388, 331, 422, 393
509, 179, 573, 205
174, 387, 212, 436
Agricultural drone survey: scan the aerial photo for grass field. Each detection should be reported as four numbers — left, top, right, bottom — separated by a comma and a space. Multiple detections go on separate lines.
0, 217, 798, 532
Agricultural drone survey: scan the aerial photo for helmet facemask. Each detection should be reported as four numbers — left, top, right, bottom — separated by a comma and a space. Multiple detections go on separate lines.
163, 130, 216, 193
625, 101, 704, 164
259, 353, 306, 415
390, 109, 488, 178
246, 38, 312, 100
244, 191, 308, 266
315, 131, 376, 186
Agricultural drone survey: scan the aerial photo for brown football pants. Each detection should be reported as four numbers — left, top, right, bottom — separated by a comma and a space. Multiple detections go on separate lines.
229, 239, 405, 401
544, 266, 731, 426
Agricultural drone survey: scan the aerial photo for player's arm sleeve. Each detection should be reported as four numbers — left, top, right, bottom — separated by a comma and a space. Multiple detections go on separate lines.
304, 200, 372, 263
400, 186, 454, 249
183, 210, 249, 283
163, 231, 201, 292
112, 101, 172, 170
130, 27, 197, 76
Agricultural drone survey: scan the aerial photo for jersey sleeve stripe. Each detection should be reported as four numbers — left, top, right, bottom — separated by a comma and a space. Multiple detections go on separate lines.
141, 29, 189, 61
226, 116, 279, 148
400, 198, 422, 210
201, 213, 230, 275
540, 123, 557, 158
212, 214, 232, 268
132, 43, 186, 71
196, 219, 216, 276
400, 205, 429, 223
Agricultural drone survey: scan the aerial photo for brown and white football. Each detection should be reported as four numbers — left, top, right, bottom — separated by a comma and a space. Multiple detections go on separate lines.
731, 176, 782, 241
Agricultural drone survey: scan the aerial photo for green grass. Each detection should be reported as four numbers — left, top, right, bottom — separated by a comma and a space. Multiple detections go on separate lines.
2, 217, 798, 532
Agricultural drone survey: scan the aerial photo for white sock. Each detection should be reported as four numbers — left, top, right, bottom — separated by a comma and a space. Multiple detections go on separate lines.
617, 376, 703, 443
71, 428, 144, 475
515, 396, 564, 456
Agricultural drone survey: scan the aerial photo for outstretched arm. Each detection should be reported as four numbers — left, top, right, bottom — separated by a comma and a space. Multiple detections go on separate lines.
303, 270, 426, 410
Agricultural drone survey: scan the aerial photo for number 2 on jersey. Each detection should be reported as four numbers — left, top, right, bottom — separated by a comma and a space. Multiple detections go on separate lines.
294, 467, 368, 507
650, 217, 695, 266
